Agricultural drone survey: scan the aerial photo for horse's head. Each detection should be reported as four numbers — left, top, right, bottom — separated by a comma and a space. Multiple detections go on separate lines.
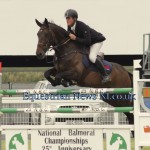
35, 18, 55, 60
35, 18, 69, 60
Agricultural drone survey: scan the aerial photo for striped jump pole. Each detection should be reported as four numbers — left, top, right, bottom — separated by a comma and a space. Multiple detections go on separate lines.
0, 107, 133, 113
0, 88, 133, 95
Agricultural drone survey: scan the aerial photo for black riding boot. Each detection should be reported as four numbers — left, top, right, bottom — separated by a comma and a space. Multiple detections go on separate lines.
95, 55, 111, 84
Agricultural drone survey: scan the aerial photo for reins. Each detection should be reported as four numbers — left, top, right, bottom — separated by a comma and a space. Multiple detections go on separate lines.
39, 26, 88, 63
45, 37, 71, 63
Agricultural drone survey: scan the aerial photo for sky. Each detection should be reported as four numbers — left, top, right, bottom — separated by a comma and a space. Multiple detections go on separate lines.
0, 0, 150, 55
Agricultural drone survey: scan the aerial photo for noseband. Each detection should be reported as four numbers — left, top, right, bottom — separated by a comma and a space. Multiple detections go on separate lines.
38, 27, 70, 51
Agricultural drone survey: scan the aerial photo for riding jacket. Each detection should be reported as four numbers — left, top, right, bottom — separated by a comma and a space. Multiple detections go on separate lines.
67, 21, 106, 46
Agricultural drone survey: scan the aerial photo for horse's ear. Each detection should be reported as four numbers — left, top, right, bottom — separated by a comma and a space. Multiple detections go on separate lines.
35, 19, 42, 27
44, 18, 49, 28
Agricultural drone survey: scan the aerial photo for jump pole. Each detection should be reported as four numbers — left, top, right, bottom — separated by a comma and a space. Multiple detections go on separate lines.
0, 107, 133, 113
0, 88, 133, 95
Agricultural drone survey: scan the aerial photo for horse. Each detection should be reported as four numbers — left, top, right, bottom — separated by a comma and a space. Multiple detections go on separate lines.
35, 18, 134, 125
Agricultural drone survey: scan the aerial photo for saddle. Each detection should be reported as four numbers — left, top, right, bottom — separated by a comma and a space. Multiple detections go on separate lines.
82, 54, 112, 74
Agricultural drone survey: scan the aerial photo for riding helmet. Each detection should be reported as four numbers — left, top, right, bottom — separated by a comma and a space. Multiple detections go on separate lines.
64, 9, 78, 19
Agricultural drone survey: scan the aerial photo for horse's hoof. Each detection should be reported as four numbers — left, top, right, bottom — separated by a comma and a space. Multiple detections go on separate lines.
61, 80, 70, 87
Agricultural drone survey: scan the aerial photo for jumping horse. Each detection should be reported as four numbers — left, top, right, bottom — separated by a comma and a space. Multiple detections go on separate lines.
35, 18, 134, 124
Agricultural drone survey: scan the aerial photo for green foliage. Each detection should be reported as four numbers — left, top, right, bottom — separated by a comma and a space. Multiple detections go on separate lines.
2, 72, 44, 83
1, 67, 49, 83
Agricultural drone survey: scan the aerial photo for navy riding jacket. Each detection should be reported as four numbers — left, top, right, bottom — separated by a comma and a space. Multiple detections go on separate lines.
67, 20, 106, 46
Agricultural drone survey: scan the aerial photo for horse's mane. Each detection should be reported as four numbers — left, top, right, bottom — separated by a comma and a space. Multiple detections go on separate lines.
48, 21, 69, 37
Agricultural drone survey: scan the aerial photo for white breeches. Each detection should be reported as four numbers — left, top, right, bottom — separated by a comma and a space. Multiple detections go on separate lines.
89, 42, 103, 63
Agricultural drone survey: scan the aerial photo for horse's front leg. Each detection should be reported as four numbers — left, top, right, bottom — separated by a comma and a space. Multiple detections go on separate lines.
44, 68, 61, 86
55, 70, 78, 87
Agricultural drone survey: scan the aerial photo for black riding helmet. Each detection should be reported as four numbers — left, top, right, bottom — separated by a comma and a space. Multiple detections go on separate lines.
64, 9, 78, 19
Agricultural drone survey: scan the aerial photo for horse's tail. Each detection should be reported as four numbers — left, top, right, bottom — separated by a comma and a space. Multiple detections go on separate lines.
128, 72, 133, 87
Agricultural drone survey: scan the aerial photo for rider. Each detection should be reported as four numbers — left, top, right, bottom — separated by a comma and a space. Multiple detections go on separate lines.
64, 9, 111, 84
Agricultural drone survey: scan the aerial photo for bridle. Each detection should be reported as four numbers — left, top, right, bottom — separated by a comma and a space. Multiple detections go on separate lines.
38, 27, 71, 63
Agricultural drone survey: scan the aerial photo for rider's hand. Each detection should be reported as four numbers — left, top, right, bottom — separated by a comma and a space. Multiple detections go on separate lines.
69, 33, 76, 40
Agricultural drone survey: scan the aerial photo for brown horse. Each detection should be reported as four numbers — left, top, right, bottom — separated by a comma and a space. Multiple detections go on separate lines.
35, 18, 133, 124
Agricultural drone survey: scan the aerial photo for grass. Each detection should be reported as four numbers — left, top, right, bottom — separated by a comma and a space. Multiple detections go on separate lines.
2, 72, 44, 83
2, 67, 48, 83
1, 66, 133, 83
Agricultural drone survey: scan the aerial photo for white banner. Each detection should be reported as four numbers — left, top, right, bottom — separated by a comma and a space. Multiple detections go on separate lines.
31, 128, 103, 150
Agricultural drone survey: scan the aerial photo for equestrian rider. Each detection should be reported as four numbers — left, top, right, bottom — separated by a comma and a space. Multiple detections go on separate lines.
64, 9, 111, 84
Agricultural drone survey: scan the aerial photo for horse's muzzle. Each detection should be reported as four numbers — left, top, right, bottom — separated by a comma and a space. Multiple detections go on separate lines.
36, 51, 45, 60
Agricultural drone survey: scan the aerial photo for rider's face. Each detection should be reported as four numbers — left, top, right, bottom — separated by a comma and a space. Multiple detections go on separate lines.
66, 17, 76, 27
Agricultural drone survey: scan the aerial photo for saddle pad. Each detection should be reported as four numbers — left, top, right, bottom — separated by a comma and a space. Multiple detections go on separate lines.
82, 55, 112, 74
